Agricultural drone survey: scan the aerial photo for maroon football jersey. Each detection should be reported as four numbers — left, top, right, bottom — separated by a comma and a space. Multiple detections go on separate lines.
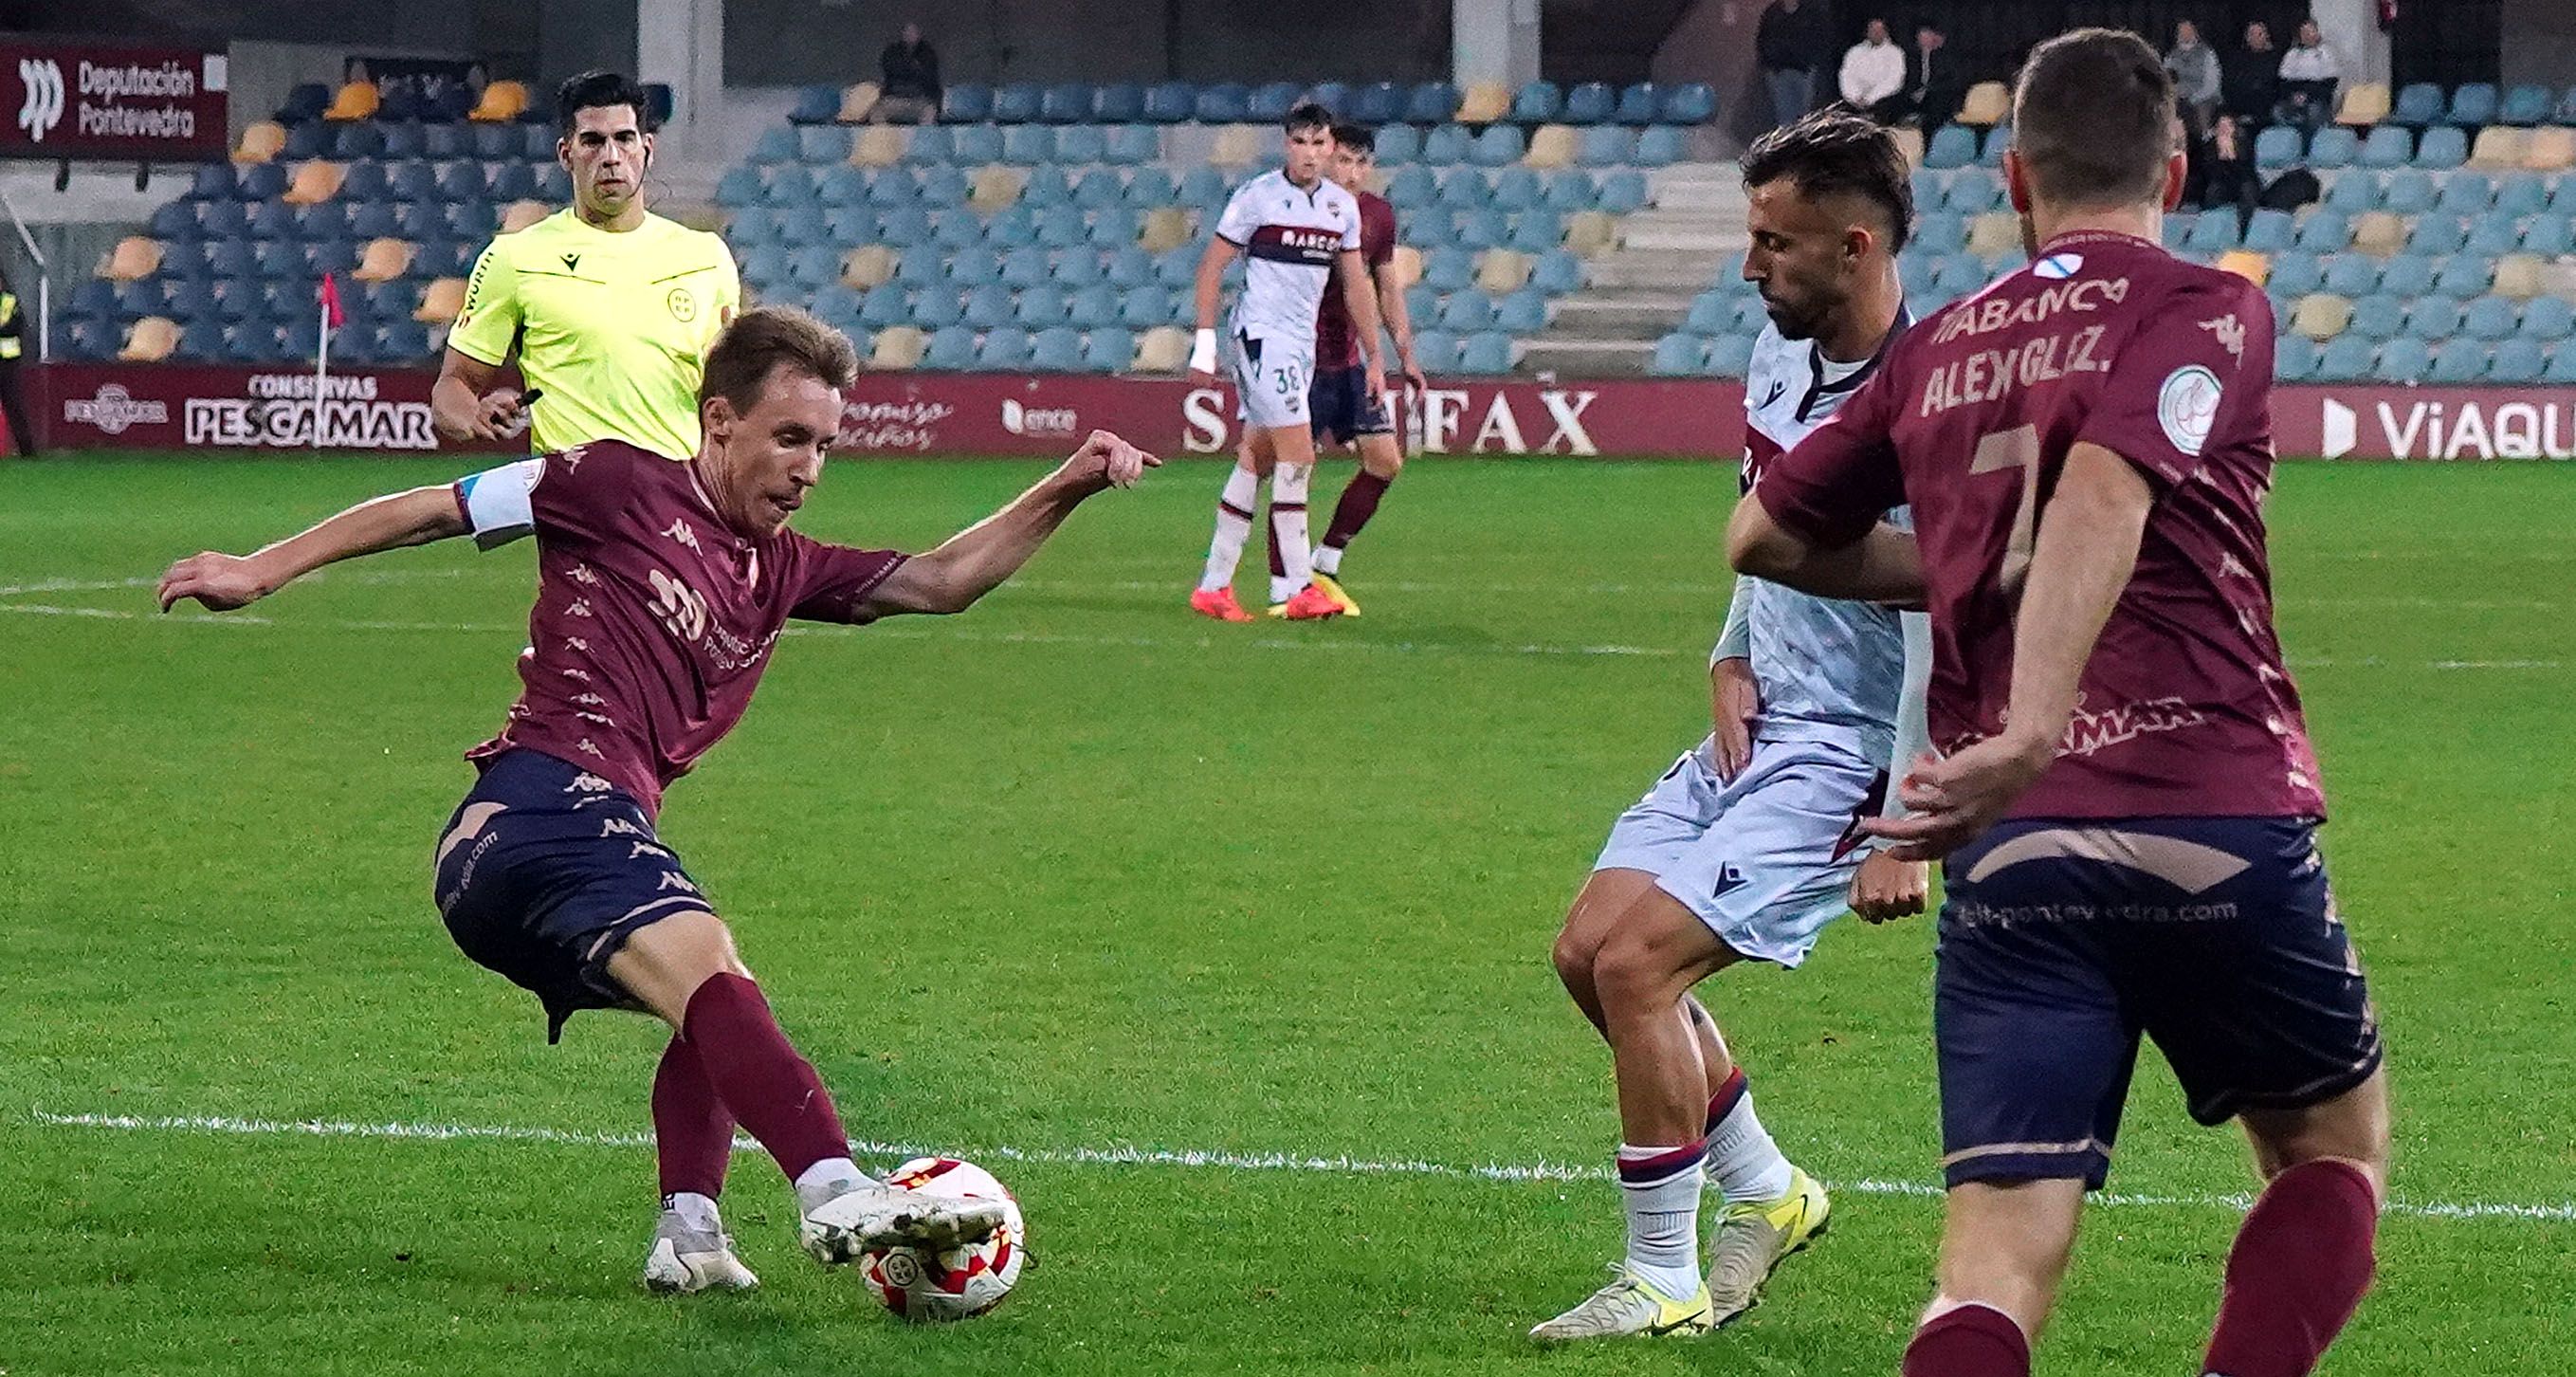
1315, 190, 1398, 370
1755, 230, 2325, 820
455, 439, 906, 817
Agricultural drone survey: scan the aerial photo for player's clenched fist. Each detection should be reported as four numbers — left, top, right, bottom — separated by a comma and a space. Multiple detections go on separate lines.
1848, 849, 1927, 923
157, 551, 265, 613
1065, 430, 1160, 490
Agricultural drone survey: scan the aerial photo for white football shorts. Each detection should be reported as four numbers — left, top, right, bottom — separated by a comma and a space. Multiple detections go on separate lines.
1232, 329, 1313, 432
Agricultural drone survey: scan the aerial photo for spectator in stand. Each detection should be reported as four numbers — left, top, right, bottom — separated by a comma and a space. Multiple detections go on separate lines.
2192, 113, 2262, 232
1756, 0, 1836, 130
877, 22, 941, 123
2220, 20, 2279, 124
2166, 20, 2221, 140
1839, 19, 1906, 123
1883, 20, 1959, 128
2276, 18, 2341, 133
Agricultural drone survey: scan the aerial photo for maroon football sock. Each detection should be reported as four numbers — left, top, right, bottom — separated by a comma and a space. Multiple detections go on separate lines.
2201, 1159, 2379, 1377
681, 973, 850, 1184
1322, 470, 1392, 552
1902, 1302, 2030, 1377
650, 1033, 735, 1200
1705, 1067, 1749, 1137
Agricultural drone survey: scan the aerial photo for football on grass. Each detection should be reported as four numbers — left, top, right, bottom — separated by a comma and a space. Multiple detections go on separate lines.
859, 1157, 1026, 1322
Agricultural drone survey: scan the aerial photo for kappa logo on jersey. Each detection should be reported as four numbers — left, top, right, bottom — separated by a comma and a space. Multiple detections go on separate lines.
600, 815, 648, 838
2200, 313, 2247, 360
657, 871, 701, 894
564, 772, 613, 796
647, 567, 710, 643
662, 517, 701, 553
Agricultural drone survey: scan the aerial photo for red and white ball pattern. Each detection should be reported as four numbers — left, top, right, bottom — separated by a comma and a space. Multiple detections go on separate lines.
858, 1157, 1026, 1322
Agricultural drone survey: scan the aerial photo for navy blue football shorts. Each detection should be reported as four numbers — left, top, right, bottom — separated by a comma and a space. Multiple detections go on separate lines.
1934, 816, 2382, 1190
431, 748, 712, 1041
1308, 364, 1394, 447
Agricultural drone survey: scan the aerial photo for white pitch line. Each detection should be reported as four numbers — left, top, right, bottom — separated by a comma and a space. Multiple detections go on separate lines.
27, 1110, 2576, 1224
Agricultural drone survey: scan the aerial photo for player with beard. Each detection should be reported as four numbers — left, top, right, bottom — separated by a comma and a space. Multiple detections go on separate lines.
1534, 112, 1932, 1343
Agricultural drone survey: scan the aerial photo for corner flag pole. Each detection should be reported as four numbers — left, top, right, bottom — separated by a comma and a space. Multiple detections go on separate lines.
313, 272, 345, 450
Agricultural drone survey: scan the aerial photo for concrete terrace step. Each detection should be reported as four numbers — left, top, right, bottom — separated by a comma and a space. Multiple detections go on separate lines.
1549, 295, 1692, 338
1582, 250, 1736, 292
1514, 337, 1654, 378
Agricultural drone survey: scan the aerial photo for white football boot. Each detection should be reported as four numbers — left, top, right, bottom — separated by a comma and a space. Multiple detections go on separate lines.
796, 1174, 1007, 1265
641, 1206, 760, 1294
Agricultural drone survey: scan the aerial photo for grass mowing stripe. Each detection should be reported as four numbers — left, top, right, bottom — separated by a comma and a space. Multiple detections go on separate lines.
34, 1110, 2576, 1224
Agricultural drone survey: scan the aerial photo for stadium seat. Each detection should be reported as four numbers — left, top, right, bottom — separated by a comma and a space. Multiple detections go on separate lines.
2514, 294, 2571, 339
468, 80, 528, 123
2470, 126, 2528, 171
1509, 81, 1563, 124
1056, 124, 1107, 164
794, 124, 850, 165
2373, 169, 2432, 215
2344, 211, 2402, 257
2253, 125, 2303, 171
1113, 285, 1172, 330
1436, 168, 1489, 210
1128, 324, 1186, 372
2405, 293, 2465, 340
1554, 82, 1611, 127
2321, 172, 2377, 214
1157, 246, 1201, 288
1407, 82, 1461, 125
2494, 171, 2550, 217
997, 247, 1050, 290
2375, 252, 2431, 297
2268, 252, 2323, 298
1661, 83, 1717, 125
1596, 170, 1647, 214
1104, 123, 1159, 166
102, 236, 166, 284
1705, 335, 1755, 377
991, 84, 1042, 123
323, 81, 380, 122
2416, 126, 2468, 170
1017, 286, 1069, 329
785, 84, 838, 125
2390, 83, 2444, 128
1458, 331, 1514, 375
2410, 216, 2468, 256
912, 286, 965, 328
1532, 249, 1583, 295
2435, 254, 2494, 298
748, 125, 798, 167
2320, 254, 2380, 298
2500, 83, 2555, 127
2467, 216, 2522, 257
2308, 126, 2360, 170
414, 277, 466, 324
1209, 124, 1264, 168
1436, 291, 1495, 333
1194, 83, 1250, 123
1574, 126, 1632, 168
1036, 207, 1088, 250
1611, 83, 1658, 126
1059, 283, 1119, 331
2290, 293, 2353, 341
2358, 125, 2412, 169
2460, 294, 2518, 341
2347, 293, 2404, 340
2522, 126, 2576, 171
1243, 81, 1298, 123
946, 123, 1003, 166
2373, 335, 2431, 382
2274, 335, 2320, 382
838, 83, 881, 123
1070, 326, 1127, 372
2487, 338, 2546, 383
2548, 341, 2576, 383
1416, 124, 1471, 167
1923, 125, 1978, 171
1543, 170, 1598, 211
1105, 246, 1157, 290
2427, 340, 2486, 383
1087, 83, 1144, 125
1457, 81, 1511, 126
1475, 248, 1532, 295
2450, 83, 2499, 128
1966, 211, 2019, 258
2293, 211, 2349, 254
841, 244, 896, 289
1946, 171, 2002, 214
1957, 83, 2010, 127
975, 326, 1031, 369
1911, 211, 1965, 256
2497, 251, 2550, 300
1493, 286, 1548, 333
922, 326, 977, 369
2316, 334, 2375, 381
1524, 124, 1578, 170
941, 84, 994, 122
1633, 127, 1683, 167
1037, 83, 1089, 124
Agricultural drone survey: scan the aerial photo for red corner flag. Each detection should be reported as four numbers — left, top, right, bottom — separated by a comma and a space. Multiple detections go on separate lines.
319, 272, 345, 329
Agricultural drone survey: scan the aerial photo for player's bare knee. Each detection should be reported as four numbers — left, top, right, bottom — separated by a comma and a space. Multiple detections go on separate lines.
1357, 438, 1404, 480
2244, 1068, 2390, 1191
605, 909, 738, 1025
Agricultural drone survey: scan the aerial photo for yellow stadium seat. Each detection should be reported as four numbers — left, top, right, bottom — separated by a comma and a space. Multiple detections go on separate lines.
1388, 245, 1423, 288
283, 161, 346, 207
2522, 127, 2576, 172
102, 236, 163, 282
2470, 127, 2527, 171
2335, 83, 2390, 128
1957, 82, 2010, 127
852, 124, 907, 168
842, 245, 896, 288
1457, 82, 1511, 125
2216, 249, 2269, 285
1139, 206, 1194, 254
1525, 124, 1577, 170
1134, 325, 1191, 373
2494, 253, 2547, 301
233, 120, 286, 164
869, 325, 924, 370
839, 82, 882, 123
355, 238, 416, 284
1475, 248, 1531, 295
1967, 211, 2020, 257
1890, 126, 1926, 168
1210, 124, 1263, 168
323, 82, 379, 121
119, 317, 179, 362
2350, 211, 2406, 257
416, 277, 467, 324
969, 164, 1024, 211
470, 80, 529, 123
1562, 210, 1619, 257
2292, 293, 2354, 340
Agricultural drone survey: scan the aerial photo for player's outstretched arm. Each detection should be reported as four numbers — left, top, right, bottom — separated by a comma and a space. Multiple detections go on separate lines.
1726, 502, 1926, 604
1865, 444, 2152, 859
860, 431, 1158, 618
156, 485, 470, 613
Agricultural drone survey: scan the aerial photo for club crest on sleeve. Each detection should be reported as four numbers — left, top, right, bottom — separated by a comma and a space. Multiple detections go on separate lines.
2157, 365, 2224, 456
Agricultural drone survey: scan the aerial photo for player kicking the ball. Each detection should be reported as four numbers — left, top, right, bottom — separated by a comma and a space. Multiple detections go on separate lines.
1187, 100, 1389, 622
1535, 113, 1932, 1342
157, 307, 1157, 1294
1732, 31, 2386, 1377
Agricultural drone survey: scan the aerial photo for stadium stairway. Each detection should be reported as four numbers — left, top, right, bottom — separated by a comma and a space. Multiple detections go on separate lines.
1521, 163, 1746, 377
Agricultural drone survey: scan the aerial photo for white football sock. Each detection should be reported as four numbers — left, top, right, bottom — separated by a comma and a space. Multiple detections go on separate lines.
1199, 467, 1260, 594
1268, 463, 1312, 605
1617, 1143, 1707, 1299
791, 1156, 865, 1213
1706, 1082, 1797, 1203
1312, 542, 1343, 576
664, 1189, 722, 1234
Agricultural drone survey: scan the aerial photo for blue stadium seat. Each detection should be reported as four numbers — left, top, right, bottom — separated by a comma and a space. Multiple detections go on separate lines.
2461, 294, 2518, 340
1661, 83, 1717, 125
1532, 249, 1584, 295
333, 121, 386, 160
1459, 331, 1514, 374
2466, 216, 2521, 256
2274, 335, 2319, 382
1411, 328, 1460, 373
1119, 285, 1175, 329
1597, 169, 1648, 214
950, 123, 1003, 164
1143, 81, 1195, 123
1439, 291, 1496, 333
787, 244, 840, 287
901, 125, 953, 166
469, 123, 517, 160
186, 161, 237, 201
204, 273, 256, 320
2293, 211, 2349, 253
1106, 246, 1156, 288
1727, 296, 1773, 336
2523, 213, 2572, 255
1016, 285, 1069, 328
112, 279, 169, 320
1352, 82, 1405, 126
2358, 125, 2412, 169
296, 202, 352, 243
927, 208, 977, 249
1092, 83, 1145, 123
2427, 340, 2486, 383
2323, 171, 2378, 213
2376, 336, 2433, 383
2549, 341, 2576, 383
1507, 211, 1562, 254
2316, 334, 2375, 381
1408, 209, 1460, 248
1421, 124, 1472, 166
392, 159, 443, 204
1470, 125, 1525, 167
1926, 125, 1978, 170
2415, 126, 2468, 170
1436, 168, 1489, 209
242, 161, 291, 201
1157, 246, 1199, 287
1511, 82, 1562, 123
1421, 248, 1473, 292
336, 160, 389, 204
284, 122, 329, 160
2405, 294, 2464, 340
1064, 283, 1120, 330
1036, 207, 1088, 249
1040, 83, 1091, 124
2499, 83, 2553, 126
1682, 292, 1730, 335
749, 126, 797, 166
998, 245, 1050, 289
1946, 171, 2001, 213
1069, 169, 1123, 211
2241, 208, 2295, 252
2307, 126, 2360, 169
2377, 253, 2436, 298
2488, 338, 2546, 382
1121, 165, 1176, 209
1979, 125, 2011, 167
766, 167, 821, 209
2268, 251, 2323, 297
788, 84, 838, 124
1706, 334, 1755, 377
2517, 294, 2574, 340
1403, 282, 1442, 324
1055, 124, 1106, 164
276, 82, 329, 123
1899, 252, 1940, 298
1633, 126, 1683, 167
1083, 327, 1135, 372
920, 164, 968, 209
2436, 255, 2494, 298
1615, 83, 1660, 126
1247, 82, 1300, 123
1406, 83, 1460, 124
2348, 293, 2405, 340
252, 240, 302, 279
2321, 254, 2379, 297
809, 283, 863, 331
737, 245, 788, 292
977, 326, 1033, 369
421, 121, 468, 158
2494, 172, 2549, 217
1910, 167, 1941, 211
393, 199, 445, 241
1105, 124, 1158, 166
2253, 124, 2302, 170
1003, 124, 1054, 164
1577, 126, 1634, 168
991, 83, 1043, 124
1019, 165, 1071, 208
946, 245, 1000, 285
490, 160, 539, 201
1543, 170, 1598, 211
815, 164, 865, 209
894, 244, 942, 285
913, 287, 965, 328
1493, 286, 1548, 332
858, 285, 910, 329
2389, 83, 2444, 128
1932, 254, 1989, 299
1563, 82, 1616, 126
247, 199, 298, 239
2409, 215, 2467, 256
537, 164, 572, 201
922, 325, 977, 369
2447, 83, 2497, 127
941, 84, 993, 123
960, 285, 1014, 330
1195, 83, 1251, 123
1913, 211, 1966, 256
1381, 165, 1434, 211
1374, 123, 1422, 167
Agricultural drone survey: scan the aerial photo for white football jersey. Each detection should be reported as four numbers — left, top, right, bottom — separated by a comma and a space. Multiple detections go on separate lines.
1214, 169, 1361, 343
1733, 318, 1917, 760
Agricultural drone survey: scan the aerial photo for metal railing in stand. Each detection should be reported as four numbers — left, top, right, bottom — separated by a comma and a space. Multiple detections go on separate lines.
0, 184, 50, 361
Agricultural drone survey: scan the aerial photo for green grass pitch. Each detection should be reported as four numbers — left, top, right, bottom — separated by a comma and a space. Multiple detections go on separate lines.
2, 453, 2570, 1375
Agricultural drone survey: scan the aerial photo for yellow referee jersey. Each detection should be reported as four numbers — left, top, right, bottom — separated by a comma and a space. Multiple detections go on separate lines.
449, 209, 740, 459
